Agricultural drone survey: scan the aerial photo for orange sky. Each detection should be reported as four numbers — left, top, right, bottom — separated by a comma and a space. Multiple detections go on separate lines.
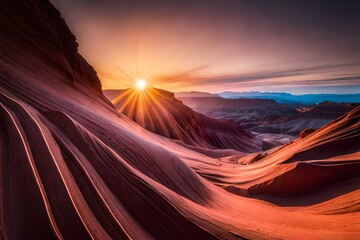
52, 0, 360, 94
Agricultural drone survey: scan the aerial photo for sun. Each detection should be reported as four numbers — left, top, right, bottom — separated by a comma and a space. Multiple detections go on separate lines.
135, 79, 148, 90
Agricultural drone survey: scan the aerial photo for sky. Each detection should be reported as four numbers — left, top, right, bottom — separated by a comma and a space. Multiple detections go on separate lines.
51, 0, 360, 94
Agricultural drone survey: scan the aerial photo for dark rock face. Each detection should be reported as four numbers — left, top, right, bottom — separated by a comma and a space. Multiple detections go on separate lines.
0, 0, 104, 95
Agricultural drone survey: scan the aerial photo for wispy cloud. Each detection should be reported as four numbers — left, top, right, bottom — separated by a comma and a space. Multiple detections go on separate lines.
152, 59, 360, 92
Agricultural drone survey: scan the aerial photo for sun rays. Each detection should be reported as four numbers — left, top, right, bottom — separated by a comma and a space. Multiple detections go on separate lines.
110, 87, 175, 133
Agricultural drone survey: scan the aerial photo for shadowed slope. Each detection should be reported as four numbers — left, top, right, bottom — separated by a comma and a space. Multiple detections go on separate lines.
105, 88, 262, 153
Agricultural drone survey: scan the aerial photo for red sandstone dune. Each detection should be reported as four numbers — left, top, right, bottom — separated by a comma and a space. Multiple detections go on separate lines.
104, 88, 262, 154
1, 0, 360, 239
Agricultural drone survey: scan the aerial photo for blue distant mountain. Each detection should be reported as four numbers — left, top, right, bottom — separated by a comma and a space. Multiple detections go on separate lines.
218, 91, 360, 104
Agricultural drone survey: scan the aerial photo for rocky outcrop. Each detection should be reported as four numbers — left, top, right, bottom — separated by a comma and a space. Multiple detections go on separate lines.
105, 88, 263, 153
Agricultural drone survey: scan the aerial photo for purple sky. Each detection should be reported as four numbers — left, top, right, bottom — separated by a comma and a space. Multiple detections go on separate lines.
51, 0, 360, 93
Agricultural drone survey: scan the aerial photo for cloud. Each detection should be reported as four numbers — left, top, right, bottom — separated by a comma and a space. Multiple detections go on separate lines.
151, 60, 360, 91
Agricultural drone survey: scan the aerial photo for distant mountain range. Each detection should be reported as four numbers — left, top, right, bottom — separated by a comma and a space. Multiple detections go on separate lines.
218, 91, 360, 104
